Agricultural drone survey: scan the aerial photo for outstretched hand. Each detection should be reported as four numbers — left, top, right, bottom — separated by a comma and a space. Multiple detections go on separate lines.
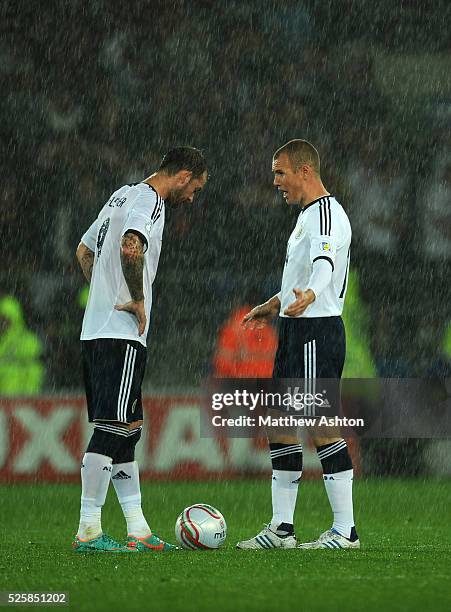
283, 288, 315, 317
241, 303, 275, 330
114, 300, 147, 336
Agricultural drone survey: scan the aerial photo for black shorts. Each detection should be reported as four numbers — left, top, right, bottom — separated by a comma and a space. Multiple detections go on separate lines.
82, 339, 147, 424
273, 316, 346, 379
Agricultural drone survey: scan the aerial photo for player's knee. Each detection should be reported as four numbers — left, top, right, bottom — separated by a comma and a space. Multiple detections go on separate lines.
86, 425, 142, 463
265, 409, 299, 445
311, 435, 341, 447
114, 429, 141, 464
86, 427, 123, 461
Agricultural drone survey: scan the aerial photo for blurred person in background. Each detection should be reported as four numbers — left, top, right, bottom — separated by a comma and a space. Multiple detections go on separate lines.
213, 288, 278, 378
419, 155, 451, 376
0, 295, 44, 395
347, 139, 411, 375
341, 269, 377, 378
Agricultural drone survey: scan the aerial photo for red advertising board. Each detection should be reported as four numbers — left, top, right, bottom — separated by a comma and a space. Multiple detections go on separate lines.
0, 397, 359, 482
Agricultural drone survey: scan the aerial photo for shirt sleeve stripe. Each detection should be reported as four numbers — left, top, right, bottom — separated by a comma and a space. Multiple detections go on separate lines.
150, 195, 163, 223
327, 197, 331, 235
319, 197, 331, 236
149, 197, 159, 221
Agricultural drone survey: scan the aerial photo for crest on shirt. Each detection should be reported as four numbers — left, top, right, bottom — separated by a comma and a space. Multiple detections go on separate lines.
295, 225, 304, 239
320, 242, 331, 251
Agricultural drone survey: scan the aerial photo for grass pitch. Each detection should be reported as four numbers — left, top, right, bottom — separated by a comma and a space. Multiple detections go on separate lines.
1, 479, 450, 612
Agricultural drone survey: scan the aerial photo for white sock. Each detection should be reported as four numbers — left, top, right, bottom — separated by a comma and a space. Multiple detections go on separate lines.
77, 452, 112, 540
270, 469, 302, 530
323, 469, 354, 538
111, 461, 151, 537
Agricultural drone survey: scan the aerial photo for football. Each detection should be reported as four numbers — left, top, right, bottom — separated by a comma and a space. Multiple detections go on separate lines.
175, 504, 227, 550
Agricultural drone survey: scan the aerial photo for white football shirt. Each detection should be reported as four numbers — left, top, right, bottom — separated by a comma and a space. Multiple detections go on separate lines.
279, 195, 351, 318
80, 183, 165, 347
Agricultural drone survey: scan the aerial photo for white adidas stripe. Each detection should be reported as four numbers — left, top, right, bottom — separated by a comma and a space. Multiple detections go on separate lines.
308, 341, 312, 393
121, 348, 137, 422
303, 340, 317, 415
117, 345, 137, 422
317, 440, 346, 455
270, 447, 303, 458
270, 444, 303, 456
317, 440, 346, 456
117, 345, 132, 421
270, 448, 302, 459
312, 339, 316, 415
94, 423, 142, 437
95, 424, 129, 437
317, 440, 347, 459
317, 438, 346, 454
317, 444, 347, 461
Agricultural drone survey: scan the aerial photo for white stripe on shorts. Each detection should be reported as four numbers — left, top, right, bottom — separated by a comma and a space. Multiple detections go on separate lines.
303, 340, 317, 415
311, 339, 316, 415
117, 345, 137, 422
121, 347, 137, 422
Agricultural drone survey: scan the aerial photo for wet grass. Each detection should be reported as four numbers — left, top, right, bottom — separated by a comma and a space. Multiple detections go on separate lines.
1, 479, 450, 611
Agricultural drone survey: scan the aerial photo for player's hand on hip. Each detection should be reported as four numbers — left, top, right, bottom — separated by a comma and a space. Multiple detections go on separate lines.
283, 288, 315, 317
114, 300, 147, 335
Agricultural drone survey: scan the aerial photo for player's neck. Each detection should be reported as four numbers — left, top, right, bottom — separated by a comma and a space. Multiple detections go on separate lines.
301, 182, 329, 209
142, 173, 169, 200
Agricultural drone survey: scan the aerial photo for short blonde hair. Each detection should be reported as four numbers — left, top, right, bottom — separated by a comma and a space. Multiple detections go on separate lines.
274, 139, 320, 174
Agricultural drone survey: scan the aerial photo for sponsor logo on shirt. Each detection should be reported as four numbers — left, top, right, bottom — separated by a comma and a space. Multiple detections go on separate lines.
145, 222, 152, 235
295, 225, 304, 239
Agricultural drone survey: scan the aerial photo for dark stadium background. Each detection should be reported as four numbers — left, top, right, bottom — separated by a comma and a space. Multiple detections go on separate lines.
3, 0, 450, 473
1, 2, 451, 610
3, 0, 450, 387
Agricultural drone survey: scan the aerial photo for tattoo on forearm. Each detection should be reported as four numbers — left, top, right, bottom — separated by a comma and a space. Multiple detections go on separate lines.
80, 251, 94, 282
120, 233, 144, 301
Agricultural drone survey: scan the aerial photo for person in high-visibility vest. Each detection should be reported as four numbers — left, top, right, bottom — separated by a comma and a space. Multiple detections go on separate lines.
78, 285, 89, 309
213, 304, 278, 378
444, 324, 451, 360
341, 269, 377, 379
0, 295, 44, 395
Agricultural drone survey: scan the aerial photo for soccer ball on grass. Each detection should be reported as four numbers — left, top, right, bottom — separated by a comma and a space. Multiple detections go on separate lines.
175, 504, 227, 550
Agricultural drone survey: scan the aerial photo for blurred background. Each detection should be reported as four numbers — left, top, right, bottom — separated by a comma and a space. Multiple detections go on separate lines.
1, 0, 451, 479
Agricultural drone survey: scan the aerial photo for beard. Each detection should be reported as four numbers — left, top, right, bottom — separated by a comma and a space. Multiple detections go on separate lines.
165, 187, 188, 208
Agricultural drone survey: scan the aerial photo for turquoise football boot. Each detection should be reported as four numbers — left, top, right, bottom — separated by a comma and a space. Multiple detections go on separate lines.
73, 533, 136, 553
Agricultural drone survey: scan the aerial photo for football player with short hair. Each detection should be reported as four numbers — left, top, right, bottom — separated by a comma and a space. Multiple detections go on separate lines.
73, 146, 207, 552
237, 140, 359, 551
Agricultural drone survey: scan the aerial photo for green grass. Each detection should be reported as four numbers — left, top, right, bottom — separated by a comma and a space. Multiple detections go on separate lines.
0, 479, 450, 611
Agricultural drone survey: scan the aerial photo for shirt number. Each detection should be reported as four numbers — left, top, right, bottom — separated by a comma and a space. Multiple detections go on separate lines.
97, 218, 110, 257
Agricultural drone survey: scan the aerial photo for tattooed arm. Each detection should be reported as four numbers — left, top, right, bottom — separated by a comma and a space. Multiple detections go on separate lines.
76, 242, 95, 282
114, 232, 147, 335
119, 232, 145, 301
